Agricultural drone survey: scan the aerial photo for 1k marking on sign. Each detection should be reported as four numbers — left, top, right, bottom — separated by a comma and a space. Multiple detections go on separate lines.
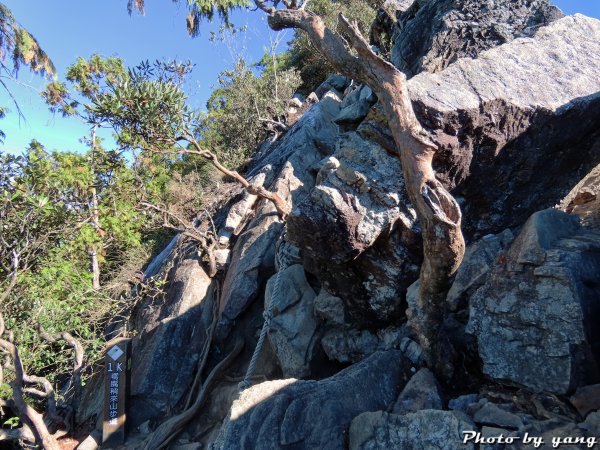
103, 337, 131, 447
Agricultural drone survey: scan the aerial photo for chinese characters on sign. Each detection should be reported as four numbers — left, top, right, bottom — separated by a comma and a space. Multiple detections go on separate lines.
103, 338, 131, 447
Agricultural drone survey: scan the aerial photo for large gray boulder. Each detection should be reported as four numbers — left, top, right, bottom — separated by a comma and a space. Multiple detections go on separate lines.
288, 131, 415, 264
216, 94, 341, 341
390, 0, 563, 77
212, 350, 412, 450
287, 131, 421, 324
349, 410, 476, 450
321, 326, 406, 364
410, 14, 600, 236
129, 251, 216, 427
392, 368, 443, 414
289, 14, 600, 326
466, 208, 600, 394
446, 229, 514, 311
265, 264, 319, 378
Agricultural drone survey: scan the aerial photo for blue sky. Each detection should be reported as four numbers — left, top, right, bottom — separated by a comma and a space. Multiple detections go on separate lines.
0, 0, 599, 154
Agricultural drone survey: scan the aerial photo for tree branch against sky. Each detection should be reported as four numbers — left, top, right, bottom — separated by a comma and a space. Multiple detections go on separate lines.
0, 0, 598, 153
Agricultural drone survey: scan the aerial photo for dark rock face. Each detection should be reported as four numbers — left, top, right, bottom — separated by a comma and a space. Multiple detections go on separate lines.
446, 229, 514, 312
467, 209, 600, 394
349, 410, 476, 450
392, 368, 443, 414
265, 264, 319, 378
129, 252, 216, 427
408, 14, 600, 237
287, 131, 422, 325
390, 0, 563, 77
289, 14, 600, 324
212, 351, 412, 450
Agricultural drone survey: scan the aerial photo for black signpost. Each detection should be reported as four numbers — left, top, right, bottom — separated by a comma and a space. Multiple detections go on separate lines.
102, 337, 131, 447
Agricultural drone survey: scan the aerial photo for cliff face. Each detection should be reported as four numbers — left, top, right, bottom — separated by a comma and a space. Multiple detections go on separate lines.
288, 13, 600, 326
79, 2, 600, 448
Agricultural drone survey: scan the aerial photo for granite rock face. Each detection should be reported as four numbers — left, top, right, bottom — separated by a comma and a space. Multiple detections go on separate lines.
467, 209, 600, 394
390, 0, 563, 77
321, 326, 407, 364
446, 229, 514, 312
349, 410, 476, 450
288, 131, 414, 264
289, 14, 600, 325
129, 252, 217, 426
287, 131, 421, 324
265, 264, 319, 378
216, 94, 341, 341
212, 351, 412, 450
409, 14, 600, 236
392, 368, 443, 414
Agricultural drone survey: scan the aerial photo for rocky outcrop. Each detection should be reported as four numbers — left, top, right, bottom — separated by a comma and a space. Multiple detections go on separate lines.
288, 14, 600, 325
467, 208, 600, 394
560, 163, 600, 229
392, 368, 443, 414
390, 0, 563, 77
287, 131, 421, 324
212, 350, 412, 450
77, 4, 600, 448
215, 93, 342, 341
349, 410, 476, 450
446, 229, 514, 312
265, 264, 319, 378
410, 14, 600, 236
321, 326, 406, 364
129, 251, 217, 426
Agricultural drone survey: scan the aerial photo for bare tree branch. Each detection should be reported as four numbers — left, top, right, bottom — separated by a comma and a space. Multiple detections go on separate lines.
0, 251, 20, 304
0, 315, 60, 450
153, 137, 290, 218
37, 325, 85, 428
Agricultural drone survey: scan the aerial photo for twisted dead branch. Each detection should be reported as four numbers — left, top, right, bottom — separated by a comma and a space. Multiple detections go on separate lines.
0, 314, 86, 448
0, 314, 60, 450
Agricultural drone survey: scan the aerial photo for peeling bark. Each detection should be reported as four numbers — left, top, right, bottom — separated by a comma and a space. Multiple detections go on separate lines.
266, 7, 465, 377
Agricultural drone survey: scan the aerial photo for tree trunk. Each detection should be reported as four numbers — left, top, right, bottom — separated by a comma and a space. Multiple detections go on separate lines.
266, 8, 465, 377
90, 186, 101, 291
90, 126, 101, 291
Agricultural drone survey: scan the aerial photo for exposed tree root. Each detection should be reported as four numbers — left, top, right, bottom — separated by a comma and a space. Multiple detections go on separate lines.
142, 339, 244, 450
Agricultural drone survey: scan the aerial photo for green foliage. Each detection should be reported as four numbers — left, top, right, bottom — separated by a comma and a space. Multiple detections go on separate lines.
42, 80, 78, 116
92, 57, 299, 170
3, 415, 19, 428
280, 0, 379, 94
66, 54, 128, 99
185, 0, 251, 36
203, 58, 300, 168
93, 60, 199, 150
0, 2, 55, 139
0, 142, 152, 383
42, 54, 128, 117
0, 2, 55, 77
